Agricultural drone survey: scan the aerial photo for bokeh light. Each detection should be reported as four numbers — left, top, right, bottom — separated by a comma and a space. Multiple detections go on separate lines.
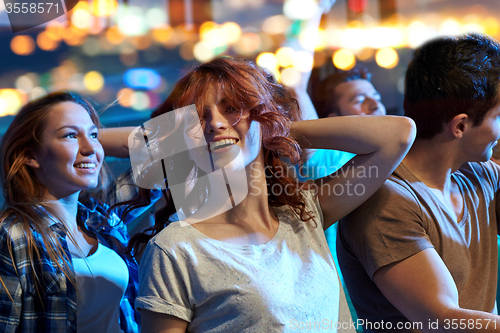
280, 67, 301, 87
117, 88, 135, 107
11, 35, 35, 56
0, 89, 26, 117
262, 15, 290, 35
283, 0, 319, 21
276, 47, 294, 67
37, 32, 59, 51
84, 71, 104, 93
333, 49, 356, 70
92, 0, 118, 17
256, 52, 278, 73
375, 47, 399, 68
291, 51, 313, 73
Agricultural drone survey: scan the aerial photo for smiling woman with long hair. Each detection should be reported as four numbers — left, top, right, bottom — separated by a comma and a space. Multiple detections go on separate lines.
128, 57, 416, 333
0, 92, 142, 333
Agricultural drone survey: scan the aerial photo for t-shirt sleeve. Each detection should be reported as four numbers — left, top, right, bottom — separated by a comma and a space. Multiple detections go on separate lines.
338, 181, 434, 279
135, 238, 192, 322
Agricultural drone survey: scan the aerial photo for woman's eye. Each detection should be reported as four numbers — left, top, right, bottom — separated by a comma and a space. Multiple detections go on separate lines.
90, 132, 98, 139
64, 133, 77, 138
225, 106, 238, 114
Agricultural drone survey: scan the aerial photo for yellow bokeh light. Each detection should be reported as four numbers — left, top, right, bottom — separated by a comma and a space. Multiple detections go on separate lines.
221, 22, 241, 44
333, 49, 356, 70
37, 32, 59, 51
291, 51, 313, 73
375, 47, 399, 69
280, 67, 301, 87
299, 28, 326, 51
92, 0, 118, 17
151, 25, 173, 43
11, 35, 35, 56
84, 71, 104, 93
484, 17, 499, 37
256, 52, 278, 72
72, 8, 92, 30
200, 21, 218, 40
45, 21, 65, 41
276, 47, 294, 67
193, 41, 215, 63
439, 18, 461, 36
0, 89, 26, 117
63, 27, 88, 46
106, 26, 125, 45
117, 88, 135, 108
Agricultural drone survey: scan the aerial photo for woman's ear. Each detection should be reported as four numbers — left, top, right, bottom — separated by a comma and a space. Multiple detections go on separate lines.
25, 152, 40, 169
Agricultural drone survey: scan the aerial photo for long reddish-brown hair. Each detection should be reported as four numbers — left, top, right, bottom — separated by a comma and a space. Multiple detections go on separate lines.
127, 57, 314, 254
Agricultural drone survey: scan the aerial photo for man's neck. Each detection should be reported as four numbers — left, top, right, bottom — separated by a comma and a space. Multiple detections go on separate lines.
403, 138, 463, 192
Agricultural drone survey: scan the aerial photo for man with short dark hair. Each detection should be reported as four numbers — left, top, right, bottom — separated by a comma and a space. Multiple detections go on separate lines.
337, 33, 500, 333
313, 68, 386, 118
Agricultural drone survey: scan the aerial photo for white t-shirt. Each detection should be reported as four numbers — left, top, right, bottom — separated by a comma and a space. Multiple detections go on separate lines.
72, 243, 129, 333
136, 192, 354, 332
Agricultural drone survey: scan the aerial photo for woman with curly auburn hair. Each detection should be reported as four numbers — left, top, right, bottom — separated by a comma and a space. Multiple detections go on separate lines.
129, 57, 416, 332
0, 92, 146, 333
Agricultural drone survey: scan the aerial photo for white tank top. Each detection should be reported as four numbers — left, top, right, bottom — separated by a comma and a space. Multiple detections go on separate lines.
72, 243, 129, 333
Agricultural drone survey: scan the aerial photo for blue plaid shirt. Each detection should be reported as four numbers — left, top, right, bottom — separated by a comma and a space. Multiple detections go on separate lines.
0, 171, 159, 333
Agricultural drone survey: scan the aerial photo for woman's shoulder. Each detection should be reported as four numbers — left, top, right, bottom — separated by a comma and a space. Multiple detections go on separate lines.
147, 222, 200, 253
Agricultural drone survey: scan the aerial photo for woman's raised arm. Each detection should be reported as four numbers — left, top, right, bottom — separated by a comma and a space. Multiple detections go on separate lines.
291, 115, 416, 227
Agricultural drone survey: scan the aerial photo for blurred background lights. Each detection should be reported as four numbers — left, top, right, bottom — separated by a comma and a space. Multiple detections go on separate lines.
221, 22, 242, 43
375, 47, 399, 68
276, 47, 294, 67
15, 75, 36, 93
333, 49, 356, 70
37, 32, 59, 51
439, 19, 461, 36
117, 7, 148, 36
280, 67, 301, 87
131, 91, 150, 111
240, 33, 261, 53
11, 35, 35, 56
341, 28, 366, 50
124, 68, 161, 90
299, 27, 326, 51
91, 0, 118, 17
0, 89, 26, 117
29, 87, 47, 101
256, 52, 277, 73
146, 8, 167, 28
367, 27, 404, 48
283, 0, 318, 21
348, 0, 368, 13
262, 15, 290, 35
84, 71, 104, 93
117, 88, 135, 108
71, 7, 92, 29
291, 51, 313, 73
193, 41, 215, 62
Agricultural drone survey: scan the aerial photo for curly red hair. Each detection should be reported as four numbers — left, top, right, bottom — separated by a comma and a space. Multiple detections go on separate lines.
127, 57, 314, 254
